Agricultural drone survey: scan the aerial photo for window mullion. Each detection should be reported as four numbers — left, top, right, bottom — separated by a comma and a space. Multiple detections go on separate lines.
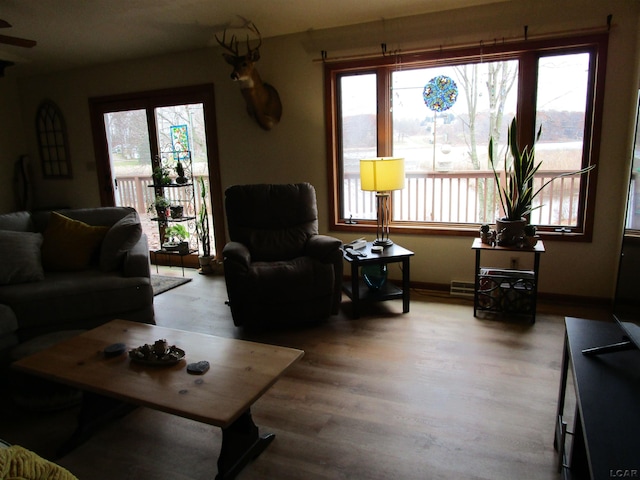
377, 67, 392, 156
517, 52, 539, 149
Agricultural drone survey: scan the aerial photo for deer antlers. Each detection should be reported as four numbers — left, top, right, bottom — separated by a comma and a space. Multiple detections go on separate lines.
215, 19, 282, 130
215, 20, 262, 57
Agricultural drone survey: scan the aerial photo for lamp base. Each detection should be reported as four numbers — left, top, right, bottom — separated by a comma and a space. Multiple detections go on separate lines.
373, 238, 394, 248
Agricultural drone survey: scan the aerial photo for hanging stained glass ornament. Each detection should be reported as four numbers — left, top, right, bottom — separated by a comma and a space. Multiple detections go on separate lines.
423, 75, 458, 112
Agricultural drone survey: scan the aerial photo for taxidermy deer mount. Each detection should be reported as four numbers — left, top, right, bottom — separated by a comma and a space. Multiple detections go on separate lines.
216, 21, 282, 131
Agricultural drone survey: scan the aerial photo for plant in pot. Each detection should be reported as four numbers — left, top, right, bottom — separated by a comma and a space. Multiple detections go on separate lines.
169, 204, 184, 219
149, 195, 171, 220
175, 161, 188, 185
196, 176, 213, 274
163, 224, 190, 254
479, 223, 495, 245
523, 224, 539, 248
152, 165, 172, 186
488, 117, 595, 246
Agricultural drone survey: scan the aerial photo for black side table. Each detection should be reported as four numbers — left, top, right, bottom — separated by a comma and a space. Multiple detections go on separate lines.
472, 238, 545, 323
342, 242, 414, 319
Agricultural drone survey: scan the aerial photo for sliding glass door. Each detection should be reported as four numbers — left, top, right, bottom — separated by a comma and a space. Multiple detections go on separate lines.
89, 84, 225, 260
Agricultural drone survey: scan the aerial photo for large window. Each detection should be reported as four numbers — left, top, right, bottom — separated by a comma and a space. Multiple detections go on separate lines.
326, 34, 608, 240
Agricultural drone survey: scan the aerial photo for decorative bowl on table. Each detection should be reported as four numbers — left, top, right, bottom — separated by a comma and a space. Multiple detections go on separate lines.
129, 339, 185, 366
362, 264, 388, 290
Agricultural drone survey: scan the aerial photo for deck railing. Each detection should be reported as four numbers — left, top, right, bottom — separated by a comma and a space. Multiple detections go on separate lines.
343, 169, 584, 226
116, 170, 583, 235
115, 175, 209, 212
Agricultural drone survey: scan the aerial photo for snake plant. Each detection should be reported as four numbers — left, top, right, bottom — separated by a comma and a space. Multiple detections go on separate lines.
488, 117, 594, 221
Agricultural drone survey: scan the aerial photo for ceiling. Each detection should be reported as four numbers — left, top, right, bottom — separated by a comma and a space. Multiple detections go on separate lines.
0, 0, 506, 77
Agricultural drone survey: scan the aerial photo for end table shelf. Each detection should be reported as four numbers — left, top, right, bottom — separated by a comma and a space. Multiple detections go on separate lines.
342, 279, 404, 302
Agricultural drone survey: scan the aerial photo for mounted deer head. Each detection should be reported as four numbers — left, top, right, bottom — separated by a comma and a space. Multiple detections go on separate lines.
216, 22, 282, 131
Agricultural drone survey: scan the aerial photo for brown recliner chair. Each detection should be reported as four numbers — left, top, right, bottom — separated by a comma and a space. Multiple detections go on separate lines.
223, 183, 343, 327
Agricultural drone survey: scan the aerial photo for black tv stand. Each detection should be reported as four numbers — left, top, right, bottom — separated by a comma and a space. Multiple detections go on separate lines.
555, 318, 640, 479
581, 335, 635, 355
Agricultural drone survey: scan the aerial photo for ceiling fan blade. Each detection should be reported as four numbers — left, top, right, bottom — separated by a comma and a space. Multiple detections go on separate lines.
0, 20, 11, 29
0, 34, 36, 48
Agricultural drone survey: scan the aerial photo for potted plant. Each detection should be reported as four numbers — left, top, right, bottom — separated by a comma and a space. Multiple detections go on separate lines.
196, 176, 213, 274
523, 224, 539, 248
169, 204, 184, 219
175, 161, 188, 185
149, 195, 170, 220
163, 224, 190, 254
488, 117, 595, 246
479, 223, 494, 245
152, 165, 172, 186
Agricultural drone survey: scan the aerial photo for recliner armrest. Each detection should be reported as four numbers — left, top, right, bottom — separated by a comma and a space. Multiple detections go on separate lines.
223, 241, 252, 268
305, 235, 343, 263
123, 234, 151, 278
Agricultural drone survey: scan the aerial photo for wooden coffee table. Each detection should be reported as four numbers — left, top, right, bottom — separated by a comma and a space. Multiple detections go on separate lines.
12, 319, 304, 480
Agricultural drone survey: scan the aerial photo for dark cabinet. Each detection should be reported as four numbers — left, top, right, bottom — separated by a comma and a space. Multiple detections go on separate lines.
555, 317, 640, 479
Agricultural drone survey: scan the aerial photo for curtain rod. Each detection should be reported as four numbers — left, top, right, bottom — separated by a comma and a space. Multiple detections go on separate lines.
313, 20, 612, 64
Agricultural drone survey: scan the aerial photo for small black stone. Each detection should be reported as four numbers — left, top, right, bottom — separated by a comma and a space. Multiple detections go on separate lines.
104, 343, 126, 358
187, 361, 210, 374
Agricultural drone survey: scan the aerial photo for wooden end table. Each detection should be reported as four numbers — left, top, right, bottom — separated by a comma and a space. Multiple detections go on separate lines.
12, 319, 303, 480
342, 242, 414, 319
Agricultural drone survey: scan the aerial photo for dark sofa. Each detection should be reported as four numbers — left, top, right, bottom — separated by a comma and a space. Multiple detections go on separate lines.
0, 207, 154, 354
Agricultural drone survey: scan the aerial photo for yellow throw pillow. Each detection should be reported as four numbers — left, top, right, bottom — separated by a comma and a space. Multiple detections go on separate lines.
41, 211, 109, 271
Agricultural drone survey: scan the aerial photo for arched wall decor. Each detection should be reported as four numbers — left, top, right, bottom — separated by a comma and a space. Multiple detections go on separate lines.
35, 100, 72, 178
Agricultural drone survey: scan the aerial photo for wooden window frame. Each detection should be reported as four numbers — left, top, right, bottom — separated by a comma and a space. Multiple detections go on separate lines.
88, 84, 226, 257
325, 33, 608, 242
36, 100, 73, 179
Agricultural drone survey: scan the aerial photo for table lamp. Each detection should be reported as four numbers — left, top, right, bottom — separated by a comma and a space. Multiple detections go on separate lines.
360, 157, 405, 247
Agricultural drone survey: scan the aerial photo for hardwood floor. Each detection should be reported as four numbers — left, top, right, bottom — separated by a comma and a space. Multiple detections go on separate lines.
1, 266, 611, 479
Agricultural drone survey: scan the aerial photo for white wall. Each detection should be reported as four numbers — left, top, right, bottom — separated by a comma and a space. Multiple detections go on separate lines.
4, 0, 640, 300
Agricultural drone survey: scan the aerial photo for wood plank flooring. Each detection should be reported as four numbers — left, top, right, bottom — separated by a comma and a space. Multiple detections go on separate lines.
1, 266, 612, 479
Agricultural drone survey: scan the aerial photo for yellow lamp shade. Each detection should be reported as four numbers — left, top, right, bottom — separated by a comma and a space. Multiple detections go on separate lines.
360, 157, 405, 192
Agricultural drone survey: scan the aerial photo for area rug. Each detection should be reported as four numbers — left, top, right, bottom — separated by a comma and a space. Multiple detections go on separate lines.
151, 275, 192, 296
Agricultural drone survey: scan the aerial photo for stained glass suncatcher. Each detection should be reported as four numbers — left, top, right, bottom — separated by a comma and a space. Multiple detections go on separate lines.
170, 125, 189, 152
423, 76, 458, 112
